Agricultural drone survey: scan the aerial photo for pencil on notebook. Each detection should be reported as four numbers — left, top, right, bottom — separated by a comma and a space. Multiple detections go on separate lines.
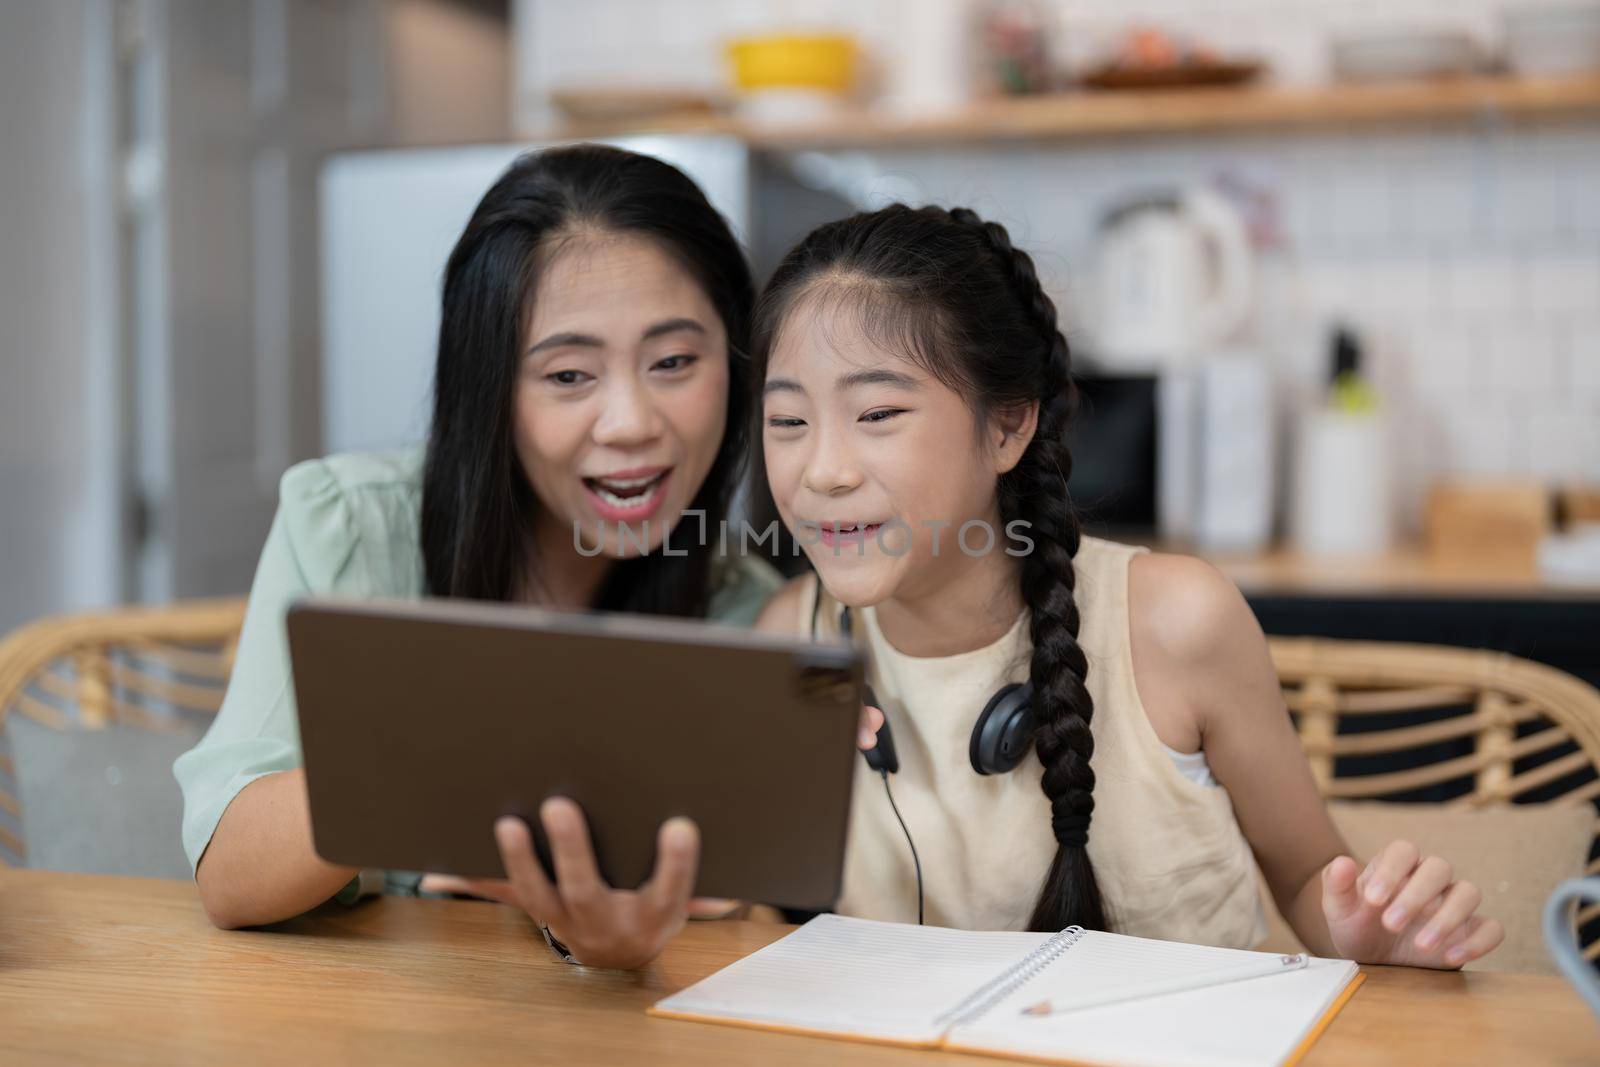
1020, 952, 1311, 1016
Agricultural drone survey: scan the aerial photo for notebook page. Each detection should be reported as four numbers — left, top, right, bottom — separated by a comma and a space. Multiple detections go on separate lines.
948, 952, 1361, 1067
651, 914, 1049, 1045
972, 930, 1314, 1018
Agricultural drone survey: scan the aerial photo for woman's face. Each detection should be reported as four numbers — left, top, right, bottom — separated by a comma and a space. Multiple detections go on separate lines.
516, 232, 728, 559
762, 296, 1032, 608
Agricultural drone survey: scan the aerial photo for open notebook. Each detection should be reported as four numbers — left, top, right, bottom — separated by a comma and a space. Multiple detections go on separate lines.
651, 915, 1363, 1067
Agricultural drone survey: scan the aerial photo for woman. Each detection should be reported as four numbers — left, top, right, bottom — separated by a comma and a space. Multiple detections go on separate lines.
746, 203, 1501, 968
177, 145, 811, 969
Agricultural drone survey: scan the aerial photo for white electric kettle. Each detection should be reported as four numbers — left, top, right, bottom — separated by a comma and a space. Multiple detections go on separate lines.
1089, 187, 1254, 368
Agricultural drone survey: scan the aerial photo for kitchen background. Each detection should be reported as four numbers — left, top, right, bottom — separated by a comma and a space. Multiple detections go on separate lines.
3, 0, 1598, 632
524, 0, 1600, 551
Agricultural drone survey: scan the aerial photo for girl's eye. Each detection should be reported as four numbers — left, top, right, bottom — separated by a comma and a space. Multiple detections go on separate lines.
654, 354, 698, 372
546, 369, 591, 386
861, 408, 905, 424
767, 416, 806, 430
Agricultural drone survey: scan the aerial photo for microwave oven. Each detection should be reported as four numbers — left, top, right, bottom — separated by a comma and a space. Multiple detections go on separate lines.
1068, 359, 1275, 552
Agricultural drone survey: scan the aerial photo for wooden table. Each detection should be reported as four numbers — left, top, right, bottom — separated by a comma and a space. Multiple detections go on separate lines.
2, 870, 1595, 1066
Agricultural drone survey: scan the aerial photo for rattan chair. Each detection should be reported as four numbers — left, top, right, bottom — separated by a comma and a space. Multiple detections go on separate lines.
1268, 636, 1600, 961
0, 599, 247, 865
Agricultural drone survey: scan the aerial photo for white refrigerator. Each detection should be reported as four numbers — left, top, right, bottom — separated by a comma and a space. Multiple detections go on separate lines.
318, 135, 752, 454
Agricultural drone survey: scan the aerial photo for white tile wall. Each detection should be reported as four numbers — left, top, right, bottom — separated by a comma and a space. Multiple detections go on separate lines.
856, 121, 1600, 519
513, 0, 1600, 521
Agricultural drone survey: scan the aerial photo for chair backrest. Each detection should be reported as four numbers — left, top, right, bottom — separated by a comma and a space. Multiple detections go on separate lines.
0, 600, 247, 869
1268, 636, 1600, 964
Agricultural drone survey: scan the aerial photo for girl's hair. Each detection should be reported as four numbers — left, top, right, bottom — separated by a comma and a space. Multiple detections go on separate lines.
752, 204, 1107, 933
422, 143, 754, 616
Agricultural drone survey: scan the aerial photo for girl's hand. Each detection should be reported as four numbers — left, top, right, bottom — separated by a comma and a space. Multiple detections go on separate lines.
419, 796, 698, 970
859, 703, 885, 749
1320, 840, 1504, 968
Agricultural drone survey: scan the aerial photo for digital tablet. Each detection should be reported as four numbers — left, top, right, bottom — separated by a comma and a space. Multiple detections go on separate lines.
286, 597, 862, 910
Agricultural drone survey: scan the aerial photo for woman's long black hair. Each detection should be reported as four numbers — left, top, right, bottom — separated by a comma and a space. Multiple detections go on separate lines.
751, 205, 1107, 933
421, 144, 754, 616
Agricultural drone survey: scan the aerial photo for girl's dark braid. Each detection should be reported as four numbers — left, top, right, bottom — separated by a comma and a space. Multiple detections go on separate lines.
947, 208, 1107, 932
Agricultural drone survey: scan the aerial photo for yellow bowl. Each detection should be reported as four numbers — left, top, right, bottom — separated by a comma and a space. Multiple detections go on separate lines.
726, 34, 859, 93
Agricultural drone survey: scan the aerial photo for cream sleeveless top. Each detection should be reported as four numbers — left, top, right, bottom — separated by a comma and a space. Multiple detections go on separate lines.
811, 536, 1267, 948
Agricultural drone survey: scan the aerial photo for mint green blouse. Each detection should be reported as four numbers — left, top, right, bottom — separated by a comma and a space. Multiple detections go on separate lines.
173, 448, 781, 900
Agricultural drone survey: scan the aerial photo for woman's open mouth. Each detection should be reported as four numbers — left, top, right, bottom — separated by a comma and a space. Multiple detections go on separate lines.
582, 468, 672, 522
816, 521, 884, 549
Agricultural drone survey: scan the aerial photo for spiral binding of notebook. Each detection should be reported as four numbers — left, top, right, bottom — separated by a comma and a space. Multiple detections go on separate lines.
933, 925, 1087, 1029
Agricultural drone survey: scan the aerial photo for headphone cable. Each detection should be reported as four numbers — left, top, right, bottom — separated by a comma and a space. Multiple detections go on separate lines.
878, 768, 924, 925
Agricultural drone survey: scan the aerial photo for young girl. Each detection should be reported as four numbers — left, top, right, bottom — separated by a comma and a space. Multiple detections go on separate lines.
753, 204, 1503, 968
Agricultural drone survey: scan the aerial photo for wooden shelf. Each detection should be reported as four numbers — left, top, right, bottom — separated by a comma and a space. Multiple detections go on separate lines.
551, 72, 1600, 149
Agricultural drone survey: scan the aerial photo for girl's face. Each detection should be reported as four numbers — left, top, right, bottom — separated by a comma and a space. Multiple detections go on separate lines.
762, 296, 1032, 608
516, 232, 728, 559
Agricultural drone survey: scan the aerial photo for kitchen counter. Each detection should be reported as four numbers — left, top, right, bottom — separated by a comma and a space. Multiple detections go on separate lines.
1201, 546, 1600, 600
1147, 544, 1600, 690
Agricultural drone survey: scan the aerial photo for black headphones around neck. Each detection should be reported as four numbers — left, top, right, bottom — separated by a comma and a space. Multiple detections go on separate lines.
816, 595, 1037, 777
813, 591, 1038, 926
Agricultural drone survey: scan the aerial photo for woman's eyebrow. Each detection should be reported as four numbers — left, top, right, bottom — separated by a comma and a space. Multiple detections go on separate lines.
527, 331, 603, 356
527, 318, 705, 356
642, 317, 706, 341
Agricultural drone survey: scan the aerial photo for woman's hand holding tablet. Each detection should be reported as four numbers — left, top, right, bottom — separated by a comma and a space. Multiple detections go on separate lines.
418, 705, 887, 968
424, 799, 698, 969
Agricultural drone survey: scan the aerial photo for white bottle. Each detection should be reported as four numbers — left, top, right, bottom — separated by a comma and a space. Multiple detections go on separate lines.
1291, 409, 1391, 557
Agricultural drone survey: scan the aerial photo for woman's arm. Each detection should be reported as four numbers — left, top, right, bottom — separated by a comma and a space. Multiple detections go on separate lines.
195, 770, 358, 928
176, 456, 412, 928
1128, 553, 1503, 967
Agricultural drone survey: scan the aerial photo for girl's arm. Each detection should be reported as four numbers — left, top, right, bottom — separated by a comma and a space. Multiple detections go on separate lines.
1128, 553, 1503, 968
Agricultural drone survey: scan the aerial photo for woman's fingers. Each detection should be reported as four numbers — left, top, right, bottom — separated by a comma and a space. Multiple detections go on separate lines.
495, 816, 566, 925
687, 898, 744, 920
1415, 881, 1485, 952
645, 816, 700, 920
418, 873, 472, 895
1381, 855, 1453, 932
419, 873, 520, 905
541, 797, 609, 918
483, 804, 703, 969
1359, 839, 1421, 909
